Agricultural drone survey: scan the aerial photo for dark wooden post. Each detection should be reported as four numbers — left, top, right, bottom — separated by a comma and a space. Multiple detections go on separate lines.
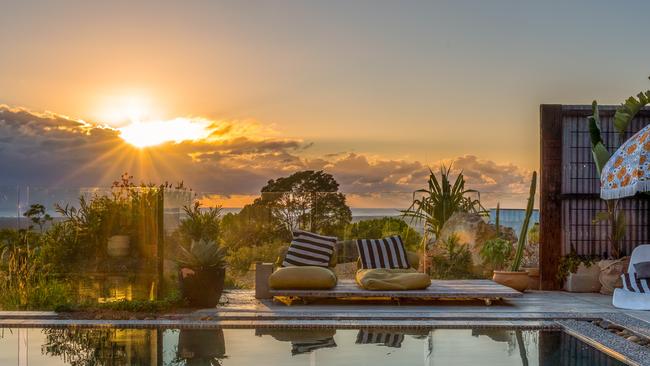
540, 104, 563, 290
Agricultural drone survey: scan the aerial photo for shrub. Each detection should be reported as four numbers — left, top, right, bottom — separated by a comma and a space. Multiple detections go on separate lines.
343, 217, 421, 252
226, 241, 286, 274
429, 233, 474, 279
480, 238, 513, 271
0, 244, 74, 310
177, 202, 222, 243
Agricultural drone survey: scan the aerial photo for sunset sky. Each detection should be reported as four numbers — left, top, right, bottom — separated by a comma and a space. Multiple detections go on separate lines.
1, 0, 649, 208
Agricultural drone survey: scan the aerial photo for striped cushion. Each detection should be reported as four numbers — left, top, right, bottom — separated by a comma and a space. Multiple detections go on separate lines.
356, 330, 404, 348
282, 230, 337, 267
356, 236, 410, 269
621, 273, 650, 293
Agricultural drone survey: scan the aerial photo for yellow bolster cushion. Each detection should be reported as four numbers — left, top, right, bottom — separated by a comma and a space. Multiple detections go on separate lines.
269, 266, 337, 290
355, 268, 431, 291
256, 329, 336, 342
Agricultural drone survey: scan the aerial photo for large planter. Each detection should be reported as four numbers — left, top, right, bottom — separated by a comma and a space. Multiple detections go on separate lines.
598, 257, 630, 295
564, 263, 600, 293
523, 267, 540, 291
180, 267, 226, 307
177, 329, 226, 362
492, 271, 529, 292
107, 235, 130, 257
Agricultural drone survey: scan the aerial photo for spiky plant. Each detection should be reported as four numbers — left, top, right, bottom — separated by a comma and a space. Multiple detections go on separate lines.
510, 171, 536, 272
178, 202, 222, 243
402, 164, 487, 272
402, 164, 486, 239
177, 239, 226, 271
495, 202, 501, 237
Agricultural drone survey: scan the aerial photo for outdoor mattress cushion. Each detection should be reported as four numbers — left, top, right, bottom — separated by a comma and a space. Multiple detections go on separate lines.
356, 235, 410, 269
256, 329, 336, 343
282, 230, 337, 267
355, 268, 431, 291
633, 261, 650, 279
269, 266, 337, 290
621, 272, 650, 293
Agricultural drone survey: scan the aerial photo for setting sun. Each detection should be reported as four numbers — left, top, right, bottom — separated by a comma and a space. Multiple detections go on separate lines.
118, 117, 213, 148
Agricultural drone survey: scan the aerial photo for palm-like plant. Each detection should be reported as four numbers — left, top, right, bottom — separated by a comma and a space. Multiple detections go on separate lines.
178, 202, 222, 243
402, 164, 486, 239
589, 84, 650, 258
402, 164, 486, 271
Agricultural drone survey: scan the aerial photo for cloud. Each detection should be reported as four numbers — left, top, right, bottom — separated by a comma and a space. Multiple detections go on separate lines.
0, 105, 532, 208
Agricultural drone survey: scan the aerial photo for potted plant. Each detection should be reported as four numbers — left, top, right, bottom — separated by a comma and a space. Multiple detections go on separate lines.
177, 238, 227, 307
557, 251, 600, 292
177, 329, 226, 366
587, 91, 650, 294
489, 172, 536, 292
480, 237, 512, 276
105, 198, 133, 258
521, 223, 540, 290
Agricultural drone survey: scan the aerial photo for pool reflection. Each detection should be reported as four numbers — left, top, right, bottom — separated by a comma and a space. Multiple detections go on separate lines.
0, 327, 627, 366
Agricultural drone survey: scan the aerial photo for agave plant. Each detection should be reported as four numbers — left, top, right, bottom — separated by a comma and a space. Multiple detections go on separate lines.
177, 239, 227, 271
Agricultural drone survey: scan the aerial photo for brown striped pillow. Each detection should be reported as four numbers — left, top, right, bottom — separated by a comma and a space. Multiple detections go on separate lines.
356, 330, 404, 348
621, 273, 650, 293
282, 230, 337, 267
356, 236, 410, 269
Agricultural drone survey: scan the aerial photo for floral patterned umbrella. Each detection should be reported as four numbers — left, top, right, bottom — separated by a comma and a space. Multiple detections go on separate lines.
601, 124, 650, 199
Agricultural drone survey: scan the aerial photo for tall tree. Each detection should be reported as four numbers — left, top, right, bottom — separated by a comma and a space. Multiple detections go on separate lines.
255, 170, 352, 236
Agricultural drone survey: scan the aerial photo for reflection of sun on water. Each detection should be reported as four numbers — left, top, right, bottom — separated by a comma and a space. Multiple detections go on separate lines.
119, 118, 213, 148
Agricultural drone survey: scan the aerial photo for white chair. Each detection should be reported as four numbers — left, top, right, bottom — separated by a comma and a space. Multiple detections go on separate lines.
612, 244, 650, 310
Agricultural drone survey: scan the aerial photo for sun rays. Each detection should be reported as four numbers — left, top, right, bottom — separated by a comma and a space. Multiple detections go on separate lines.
118, 118, 214, 148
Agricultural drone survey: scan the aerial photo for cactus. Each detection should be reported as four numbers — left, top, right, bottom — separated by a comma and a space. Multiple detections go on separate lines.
510, 171, 536, 272
495, 202, 500, 237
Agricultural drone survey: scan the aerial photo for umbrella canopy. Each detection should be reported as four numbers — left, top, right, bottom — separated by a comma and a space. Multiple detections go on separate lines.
601, 124, 650, 199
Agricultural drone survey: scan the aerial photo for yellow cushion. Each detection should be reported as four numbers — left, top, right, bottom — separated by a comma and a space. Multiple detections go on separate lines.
406, 251, 420, 271
269, 266, 337, 290
355, 268, 431, 291
256, 329, 336, 342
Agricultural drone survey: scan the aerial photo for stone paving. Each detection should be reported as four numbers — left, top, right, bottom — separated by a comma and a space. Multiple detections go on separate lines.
1, 290, 649, 365
214, 290, 650, 323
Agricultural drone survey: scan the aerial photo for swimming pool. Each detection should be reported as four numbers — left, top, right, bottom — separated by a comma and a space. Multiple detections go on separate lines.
0, 327, 628, 365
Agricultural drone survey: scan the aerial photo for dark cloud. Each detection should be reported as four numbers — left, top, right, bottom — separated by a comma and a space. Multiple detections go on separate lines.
0, 105, 531, 207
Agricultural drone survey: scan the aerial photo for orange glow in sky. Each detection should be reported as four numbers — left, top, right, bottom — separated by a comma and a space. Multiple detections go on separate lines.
118, 117, 213, 148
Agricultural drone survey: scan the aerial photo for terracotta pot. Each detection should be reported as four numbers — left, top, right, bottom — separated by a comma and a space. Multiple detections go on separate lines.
523, 267, 540, 290
107, 235, 130, 257
492, 270, 529, 292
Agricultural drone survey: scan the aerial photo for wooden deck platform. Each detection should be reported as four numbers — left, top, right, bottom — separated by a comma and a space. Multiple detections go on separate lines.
269, 279, 522, 305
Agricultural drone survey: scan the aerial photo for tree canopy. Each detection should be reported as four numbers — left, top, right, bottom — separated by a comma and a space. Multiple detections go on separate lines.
222, 170, 352, 250
255, 170, 352, 236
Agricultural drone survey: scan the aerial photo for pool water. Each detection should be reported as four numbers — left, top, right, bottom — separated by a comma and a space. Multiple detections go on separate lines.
0, 327, 627, 365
